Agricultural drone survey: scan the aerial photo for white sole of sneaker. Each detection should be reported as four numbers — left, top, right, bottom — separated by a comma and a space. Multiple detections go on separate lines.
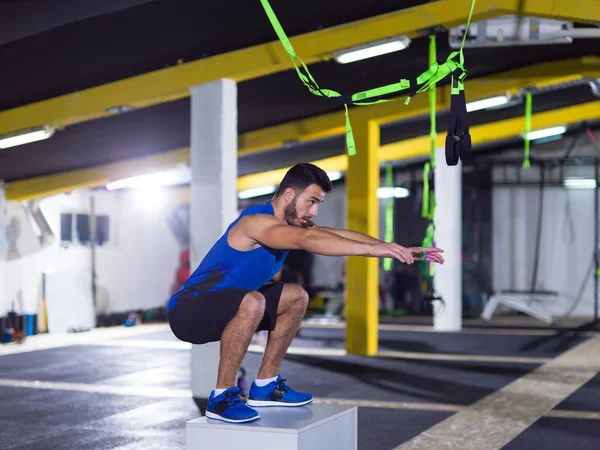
246, 398, 313, 407
205, 411, 260, 423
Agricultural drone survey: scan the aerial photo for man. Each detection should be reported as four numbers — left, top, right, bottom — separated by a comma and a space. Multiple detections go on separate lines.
167, 163, 444, 424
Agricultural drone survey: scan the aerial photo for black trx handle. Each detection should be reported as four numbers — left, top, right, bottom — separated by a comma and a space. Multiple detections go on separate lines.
445, 76, 472, 166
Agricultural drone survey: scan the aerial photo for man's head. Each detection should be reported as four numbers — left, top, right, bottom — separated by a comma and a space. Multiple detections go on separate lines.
273, 163, 332, 226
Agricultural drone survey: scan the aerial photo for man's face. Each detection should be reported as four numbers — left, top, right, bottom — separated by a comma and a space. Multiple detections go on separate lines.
284, 184, 325, 226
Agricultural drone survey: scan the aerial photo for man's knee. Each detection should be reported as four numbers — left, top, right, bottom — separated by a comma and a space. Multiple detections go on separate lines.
282, 283, 309, 312
240, 291, 266, 320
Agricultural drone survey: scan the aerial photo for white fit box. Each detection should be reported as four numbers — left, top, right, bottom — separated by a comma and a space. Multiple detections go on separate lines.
186, 403, 358, 450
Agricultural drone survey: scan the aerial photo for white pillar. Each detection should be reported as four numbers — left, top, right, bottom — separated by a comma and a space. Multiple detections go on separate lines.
433, 149, 462, 331
189, 79, 238, 398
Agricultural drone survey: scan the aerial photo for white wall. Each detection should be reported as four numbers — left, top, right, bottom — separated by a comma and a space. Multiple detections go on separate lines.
0, 187, 183, 319
493, 174, 597, 318
92, 188, 181, 314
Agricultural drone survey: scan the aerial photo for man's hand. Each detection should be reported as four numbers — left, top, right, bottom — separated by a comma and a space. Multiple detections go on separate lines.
408, 247, 445, 264
369, 243, 416, 264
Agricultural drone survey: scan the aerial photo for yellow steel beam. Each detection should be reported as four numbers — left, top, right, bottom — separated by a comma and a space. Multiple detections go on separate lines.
345, 120, 380, 356
4, 148, 190, 202
239, 57, 600, 154
6, 101, 600, 202
0, 0, 546, 137
379, 100, 600, 162
520, 0, 600, 23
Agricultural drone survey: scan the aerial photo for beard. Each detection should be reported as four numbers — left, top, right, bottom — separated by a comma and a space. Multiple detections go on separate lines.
284, 197, 298, 225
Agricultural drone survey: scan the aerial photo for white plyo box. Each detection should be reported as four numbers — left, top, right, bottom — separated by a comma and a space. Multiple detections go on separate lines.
186, 403, 358, 450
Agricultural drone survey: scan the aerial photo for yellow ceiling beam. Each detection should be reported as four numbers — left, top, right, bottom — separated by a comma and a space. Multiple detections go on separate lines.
4, 148, 190, 202
240, 100, 600, 191
239, 57, 600, 154
5, 100, 600, 202
5, 0, 589, 137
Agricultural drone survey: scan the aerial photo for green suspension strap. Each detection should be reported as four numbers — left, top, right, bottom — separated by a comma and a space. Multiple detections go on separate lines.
523, 91, 532, 169
383, 164, 394, 271
421, 35, 437, 278
259, 0, 477, 158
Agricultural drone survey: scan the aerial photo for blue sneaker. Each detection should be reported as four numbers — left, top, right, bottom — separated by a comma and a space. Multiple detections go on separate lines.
205, 386, 260, 423
247, 375, 313, 407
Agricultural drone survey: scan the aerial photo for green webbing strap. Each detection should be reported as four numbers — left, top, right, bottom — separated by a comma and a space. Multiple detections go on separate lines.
383, 164, 394, 271
429, 35, 437, 169
523, 91, 532, 169
259, 0, 477, 156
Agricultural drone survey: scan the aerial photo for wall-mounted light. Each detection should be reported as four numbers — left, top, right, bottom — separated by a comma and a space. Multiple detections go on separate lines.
238, 185, 277, 199
327, 171, 344, 181
333, 36, 411, 64
106, 166, 191, 191
524, 125, 567, 141
466, 94, 512, 112
377, 187, 410, 199
563, 177, 597, 189
0, 125, 55, 149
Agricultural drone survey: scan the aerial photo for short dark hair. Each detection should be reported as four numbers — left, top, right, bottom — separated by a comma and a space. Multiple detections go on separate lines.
274, 163, 332, 197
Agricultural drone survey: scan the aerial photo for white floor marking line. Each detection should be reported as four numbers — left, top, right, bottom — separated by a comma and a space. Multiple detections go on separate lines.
394, 337, 600, 450
0, 323, 171, 356
0, 378, 192, 398
301, 321, 599, 336
377, 350, 551, 364
545, 410, 600, 420
0, 376, 593, 423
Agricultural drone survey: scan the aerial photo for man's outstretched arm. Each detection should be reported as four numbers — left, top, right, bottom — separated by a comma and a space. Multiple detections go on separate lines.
303, 219, 445, 264
303, 219, 382, 245
238, 214, 415, 264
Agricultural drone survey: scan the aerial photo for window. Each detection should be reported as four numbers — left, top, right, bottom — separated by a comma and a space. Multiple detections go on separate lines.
60, 213, 110, 246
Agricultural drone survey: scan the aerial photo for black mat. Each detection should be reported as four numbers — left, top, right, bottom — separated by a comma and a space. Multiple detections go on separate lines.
120, 327, 588, 358
0, 345, 191, 389
0, 387, 197, 450
503, 417, 600, 449
239, 352, 538, 406
358, 408, 452, 450
293, 327, 588, 358
555, 373, 600, 412
0, 384, 451, 450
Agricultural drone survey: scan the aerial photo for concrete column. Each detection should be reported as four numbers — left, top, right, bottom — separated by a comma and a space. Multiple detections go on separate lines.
433, 149, 462, 331
345, 120, 380, 355
189, 79, 238, 398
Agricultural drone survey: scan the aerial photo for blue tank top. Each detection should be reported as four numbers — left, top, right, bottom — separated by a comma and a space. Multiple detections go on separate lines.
167, 201, 289, 311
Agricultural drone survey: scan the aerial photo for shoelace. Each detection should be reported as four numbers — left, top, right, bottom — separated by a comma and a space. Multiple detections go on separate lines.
224, 390, 243, 406
276, 379, 290, 393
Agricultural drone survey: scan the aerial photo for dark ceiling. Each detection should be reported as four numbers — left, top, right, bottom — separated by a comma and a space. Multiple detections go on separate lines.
1, 0, 600, 183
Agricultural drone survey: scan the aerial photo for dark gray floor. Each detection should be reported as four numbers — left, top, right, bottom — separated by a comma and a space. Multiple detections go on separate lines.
555, 373, 600, 412
0, 324, 597, 450
503, 417, 600, 450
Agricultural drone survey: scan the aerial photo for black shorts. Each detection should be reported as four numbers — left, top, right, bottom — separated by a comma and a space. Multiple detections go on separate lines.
167, 282, 284, 345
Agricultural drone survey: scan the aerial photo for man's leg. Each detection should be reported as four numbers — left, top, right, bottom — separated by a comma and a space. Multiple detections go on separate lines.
257, 283, 309, 379
216, 290, 266, 389
247, 283, 312, 407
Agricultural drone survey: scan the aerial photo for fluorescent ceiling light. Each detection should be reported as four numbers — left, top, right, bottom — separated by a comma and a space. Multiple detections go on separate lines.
563, 177, 597, 189
377, 187, 410, 199
238, 185, 277, 200
466, 95, 511, 112
327, 171, 344, 181
0, 126, 55, 149
333, 36, 411, 64
524, 126, 566, 141
106, 166, 190, 191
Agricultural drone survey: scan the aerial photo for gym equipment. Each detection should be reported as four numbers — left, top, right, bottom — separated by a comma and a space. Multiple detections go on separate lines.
260, 0, 476, 163
186, 403, 357, 450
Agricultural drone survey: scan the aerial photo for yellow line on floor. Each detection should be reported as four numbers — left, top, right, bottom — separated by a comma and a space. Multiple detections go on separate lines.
394, 337, 600, 449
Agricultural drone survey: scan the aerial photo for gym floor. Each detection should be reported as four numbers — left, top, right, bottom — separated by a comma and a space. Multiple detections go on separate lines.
0, 319, 598, 449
